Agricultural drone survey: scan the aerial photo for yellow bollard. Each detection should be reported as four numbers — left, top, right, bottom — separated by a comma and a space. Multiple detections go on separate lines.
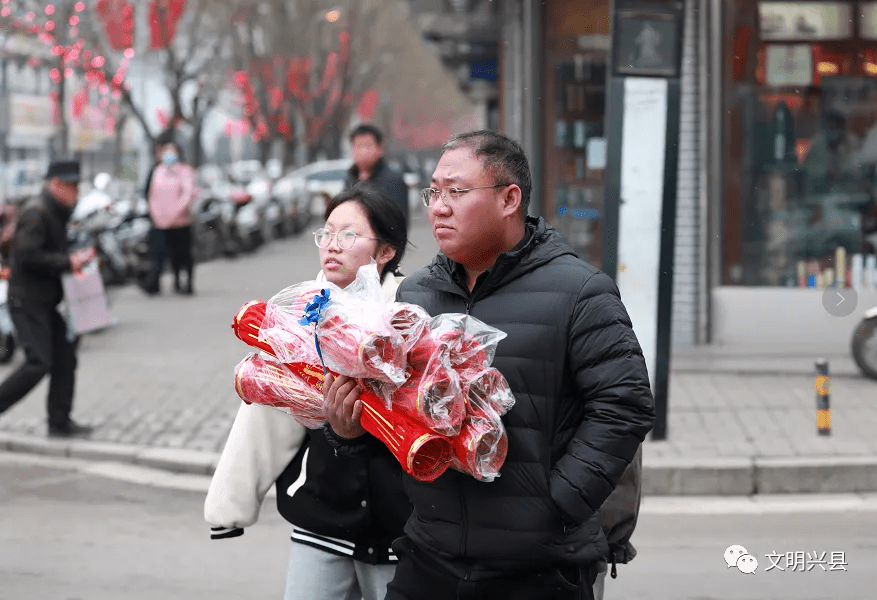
815, 360, 831, 436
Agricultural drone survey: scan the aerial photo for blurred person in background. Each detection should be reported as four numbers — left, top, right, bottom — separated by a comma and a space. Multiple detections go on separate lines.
205, 183, 410, 600
346, 124, 409, 229
146, 141, 197, 295
0, 160, 95, 438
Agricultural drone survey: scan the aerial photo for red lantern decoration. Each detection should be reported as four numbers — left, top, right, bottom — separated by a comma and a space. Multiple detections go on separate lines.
149, 0, 186, 49
95, 0, 134, 50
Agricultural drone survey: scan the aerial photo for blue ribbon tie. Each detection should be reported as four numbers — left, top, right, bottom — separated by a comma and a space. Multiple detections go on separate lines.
299, 289, 331, 373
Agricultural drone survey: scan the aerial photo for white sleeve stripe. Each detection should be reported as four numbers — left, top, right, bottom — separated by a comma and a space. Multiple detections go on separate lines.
292, 531, 353, 556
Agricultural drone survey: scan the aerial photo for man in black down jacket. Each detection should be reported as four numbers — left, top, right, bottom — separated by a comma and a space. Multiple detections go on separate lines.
345, 124, 409, 228
325, 130, 655, 600
0, 160, 93, 437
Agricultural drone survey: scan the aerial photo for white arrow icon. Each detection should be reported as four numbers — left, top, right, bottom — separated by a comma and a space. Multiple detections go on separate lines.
837, 292, 844, 307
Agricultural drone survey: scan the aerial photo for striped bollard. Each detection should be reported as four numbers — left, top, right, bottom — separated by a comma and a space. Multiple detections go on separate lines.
815, 360, 831, 436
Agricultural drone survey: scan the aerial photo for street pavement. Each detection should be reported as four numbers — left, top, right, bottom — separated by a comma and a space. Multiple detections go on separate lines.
1, 207, 876, 495
5, 455, 875, 600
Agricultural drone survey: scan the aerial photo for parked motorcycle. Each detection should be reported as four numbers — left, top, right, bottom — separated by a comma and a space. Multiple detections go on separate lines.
192, 194, 239, 262
70, 174, 151, 287
852, 305, 877, 380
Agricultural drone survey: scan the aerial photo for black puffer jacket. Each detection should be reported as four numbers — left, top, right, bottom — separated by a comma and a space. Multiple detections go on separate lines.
395, 216, 655, 579
346, 158, 409, 227
8, 193, 73, 307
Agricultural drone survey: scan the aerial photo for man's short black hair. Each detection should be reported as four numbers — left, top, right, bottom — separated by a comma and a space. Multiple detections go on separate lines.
442, 130, 533, 217
349, 123, 383, 145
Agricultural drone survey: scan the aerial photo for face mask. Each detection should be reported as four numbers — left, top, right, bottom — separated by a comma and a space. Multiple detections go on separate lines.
162, 151, 178, 165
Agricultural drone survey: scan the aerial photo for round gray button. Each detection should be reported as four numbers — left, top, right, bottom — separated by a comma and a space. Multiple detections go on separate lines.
361, 500, 367, 508
822, 286, 858, 317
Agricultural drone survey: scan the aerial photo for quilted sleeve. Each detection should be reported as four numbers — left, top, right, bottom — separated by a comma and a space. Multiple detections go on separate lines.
549, 270, 655, 524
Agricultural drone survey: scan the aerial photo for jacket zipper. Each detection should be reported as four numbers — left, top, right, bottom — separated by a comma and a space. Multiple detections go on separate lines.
461, 279, 485, 581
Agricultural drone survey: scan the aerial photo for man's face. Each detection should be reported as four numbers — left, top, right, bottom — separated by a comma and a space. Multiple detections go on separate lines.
428, 147, 505, 267
351, 133, 382, 172
49, 178, 79, 208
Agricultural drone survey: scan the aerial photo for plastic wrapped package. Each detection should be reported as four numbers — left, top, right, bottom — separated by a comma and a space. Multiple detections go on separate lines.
462, 367, 516, 417
392, 354, 465, 436
268, 279, 339, 316
315, 308, 406, 385
388, 302, 432, 353
452, 405, 508, 483
234, 353, 326, 429
229, 266, 518, 483
261, 281, 337, 364
423, 314, 507, 376
451, 368, 516, 481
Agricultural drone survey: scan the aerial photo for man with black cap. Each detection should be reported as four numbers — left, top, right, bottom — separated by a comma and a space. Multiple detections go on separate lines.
0, 160, 95, 437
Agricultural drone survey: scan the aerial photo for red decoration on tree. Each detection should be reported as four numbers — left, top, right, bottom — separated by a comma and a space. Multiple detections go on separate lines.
149, 0, 185, 49
71, 85, 88, 119
357, 89, 378, 120
95, 0, 134, 50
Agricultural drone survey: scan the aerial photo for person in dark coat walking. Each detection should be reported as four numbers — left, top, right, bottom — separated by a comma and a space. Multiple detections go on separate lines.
325, 130, 655, 600
345, 124, 409, 228
0, 160, 94, 437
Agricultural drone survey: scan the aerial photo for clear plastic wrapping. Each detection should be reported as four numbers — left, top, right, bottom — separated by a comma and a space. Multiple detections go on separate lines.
230, 265, 517, 482
234, 353, 326, 429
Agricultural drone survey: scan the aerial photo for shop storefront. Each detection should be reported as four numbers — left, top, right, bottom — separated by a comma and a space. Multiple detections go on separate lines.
540, 1, 612, 270
714, 0, 877, 350
723, 0, 877, 289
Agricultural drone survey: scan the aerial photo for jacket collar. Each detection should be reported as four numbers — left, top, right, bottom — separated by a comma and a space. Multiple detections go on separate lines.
348, 157, 387, 183
424, 216, 577, 297
43, 190, 74, 223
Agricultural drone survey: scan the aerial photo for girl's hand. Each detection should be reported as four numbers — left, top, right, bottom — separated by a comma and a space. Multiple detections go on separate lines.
323, 372, 366, 439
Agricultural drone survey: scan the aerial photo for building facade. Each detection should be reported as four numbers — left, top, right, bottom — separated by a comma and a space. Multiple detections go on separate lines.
408, 0, 877, 355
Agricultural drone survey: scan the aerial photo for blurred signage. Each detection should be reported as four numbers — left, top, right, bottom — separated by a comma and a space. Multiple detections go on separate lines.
759, 2, 853, 40
765, 44, 813, 86
469, 60, 497, 81
8, 94, 54, 140
613, 10, 682, 77
69, 105, 113, 151
861, 2, 877, 39
0, 34, 55, 59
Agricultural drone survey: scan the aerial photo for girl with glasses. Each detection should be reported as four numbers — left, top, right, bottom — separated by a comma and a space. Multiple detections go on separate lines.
206, 183, 410, 600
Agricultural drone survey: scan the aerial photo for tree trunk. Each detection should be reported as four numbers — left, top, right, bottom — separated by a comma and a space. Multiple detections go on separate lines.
258, 139, 272, 165
192, 120, 204, 168
282, 136, 297, 168
113, 114, 127, 177
54, 67, 68, 159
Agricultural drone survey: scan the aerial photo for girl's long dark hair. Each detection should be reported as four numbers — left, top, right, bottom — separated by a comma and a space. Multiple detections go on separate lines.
324, 183, 408, 281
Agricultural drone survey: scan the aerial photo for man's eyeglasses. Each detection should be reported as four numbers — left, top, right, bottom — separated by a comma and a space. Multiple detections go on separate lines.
420, 184, 512, 207
313, 228, 380, 250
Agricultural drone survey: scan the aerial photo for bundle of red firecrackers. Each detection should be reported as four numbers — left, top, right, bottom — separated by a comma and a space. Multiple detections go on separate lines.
230, 266, 515, 483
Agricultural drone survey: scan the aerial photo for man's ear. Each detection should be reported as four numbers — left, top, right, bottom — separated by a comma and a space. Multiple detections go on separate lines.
500, 184, 522, 218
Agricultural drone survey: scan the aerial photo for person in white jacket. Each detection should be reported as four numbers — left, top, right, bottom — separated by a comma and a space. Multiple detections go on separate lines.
206, 184, 410, 600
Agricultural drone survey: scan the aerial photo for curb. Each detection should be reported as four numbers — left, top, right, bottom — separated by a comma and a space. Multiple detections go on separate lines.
0, 432, 219, 476
644, 455, 877, 495
4, 432, 877, 495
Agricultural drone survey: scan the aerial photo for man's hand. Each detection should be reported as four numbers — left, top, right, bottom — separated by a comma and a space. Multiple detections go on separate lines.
70, 247, 96, 274
323, 372, 367, 439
